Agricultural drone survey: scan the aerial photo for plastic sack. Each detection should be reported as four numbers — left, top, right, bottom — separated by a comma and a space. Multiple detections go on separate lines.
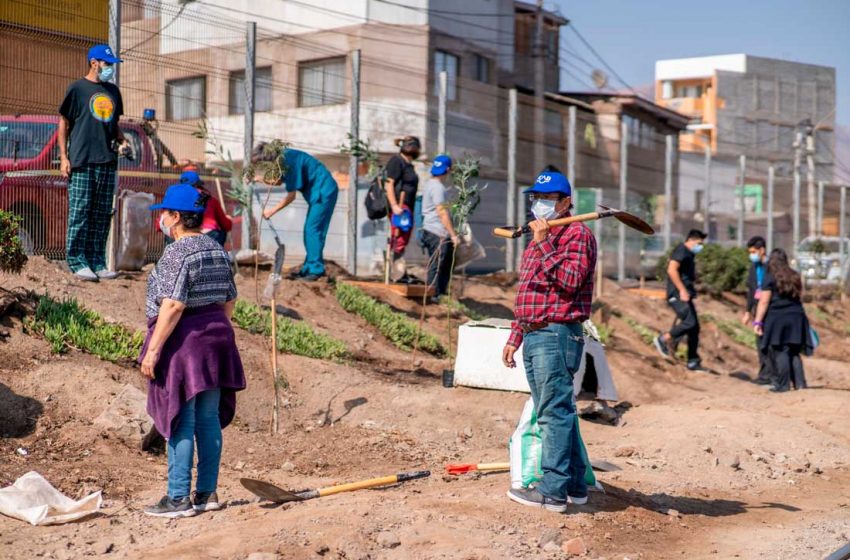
509, 398, 600, 490
453, 224, 486, 270
115, 190, 154, 271
0, 471, 102, 526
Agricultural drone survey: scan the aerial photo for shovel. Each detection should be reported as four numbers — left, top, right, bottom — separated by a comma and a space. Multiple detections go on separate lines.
254, 190, 286, 434
493, 204, 654, 239
240, 470, 431, 504
445, 462, 510, 475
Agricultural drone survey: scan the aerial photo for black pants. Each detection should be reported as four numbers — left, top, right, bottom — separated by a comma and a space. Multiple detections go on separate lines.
755, 335, 773, 383
768, 344, 807, 391
421, 230, 455, 297
668, 299, 700, 362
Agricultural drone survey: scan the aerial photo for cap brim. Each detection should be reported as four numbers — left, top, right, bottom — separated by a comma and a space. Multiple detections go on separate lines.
97, 56, 123, 63
149, 203, 165, 210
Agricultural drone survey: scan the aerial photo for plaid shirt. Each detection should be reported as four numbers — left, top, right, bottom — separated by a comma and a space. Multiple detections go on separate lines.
508, 222, 597, 348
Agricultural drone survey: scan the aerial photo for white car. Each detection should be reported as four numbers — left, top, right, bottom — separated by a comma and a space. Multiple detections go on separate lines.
795, 236, 850, 283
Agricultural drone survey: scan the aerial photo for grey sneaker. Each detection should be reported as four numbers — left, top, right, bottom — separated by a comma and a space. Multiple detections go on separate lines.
73, 267, 99, 282
143, 495, 197, 518
687, 359, 708, 372
653, 334, 671, 358
567, 493, 588, 505
507, 487, 567, 513
95, 269, 119, 280
191, 491, 221, 512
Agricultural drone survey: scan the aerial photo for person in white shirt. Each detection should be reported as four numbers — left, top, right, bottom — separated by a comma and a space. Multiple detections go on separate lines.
419, 155, 459, 300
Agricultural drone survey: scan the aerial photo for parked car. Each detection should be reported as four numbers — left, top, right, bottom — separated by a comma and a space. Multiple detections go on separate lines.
0, 114, 239, 263
795, 236, 849, 283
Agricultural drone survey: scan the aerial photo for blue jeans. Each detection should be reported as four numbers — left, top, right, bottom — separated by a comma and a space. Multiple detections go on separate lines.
522, 323, 587, 500
167, 389, 222, 499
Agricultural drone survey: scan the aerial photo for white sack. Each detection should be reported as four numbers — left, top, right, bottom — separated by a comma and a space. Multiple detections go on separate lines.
0, 471, 102, 526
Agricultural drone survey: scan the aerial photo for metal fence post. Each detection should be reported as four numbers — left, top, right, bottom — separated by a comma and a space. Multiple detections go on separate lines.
840, 185, 847, 280
737, 154, 746, 245
506, 88, 517, 273
437, 70, 447, 154
347, 49, 361, 275
792, 131, 802, 259
817, 180, 824, 236
242, 21, 256, 251
703, 142, 711, 237
106, 0, 122, 272
618, 121, 628, 282
767, 165, 775, 253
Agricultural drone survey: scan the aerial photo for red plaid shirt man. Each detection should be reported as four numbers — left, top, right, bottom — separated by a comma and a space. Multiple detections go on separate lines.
506, 221, 597, 349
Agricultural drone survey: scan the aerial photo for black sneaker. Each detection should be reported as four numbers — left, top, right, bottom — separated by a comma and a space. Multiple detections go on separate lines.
686, 359, 708, 372
143, 495, 197, 518
192, 491, 221, 512
768, 386, 790, 393
296, 273, 323, 282
653, 335, 671, 358
507, 487, 567, 513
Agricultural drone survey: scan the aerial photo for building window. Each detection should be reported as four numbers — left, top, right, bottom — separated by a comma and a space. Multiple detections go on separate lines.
434, 50, 459, 101
661, 80, 673, 100
298, 57, 346, 108
165, 76, 205, 120
675, 84, 703, 99
474, 54, 490, 84
229, 67, 272, 115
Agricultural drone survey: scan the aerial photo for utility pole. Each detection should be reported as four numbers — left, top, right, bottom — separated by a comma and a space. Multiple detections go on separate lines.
840, 186, 847, 286
703, 142, 711, 236
567, 106, 576, 186
506, 89, 518, 272
817, 180, 824, 236
792, 130, 803, 259
533, 0, 545, 175
618, 121, 628, 282
106, 0, 122, 271
437, 70, 447, 154
243, 21, 257, 251
664, 134, 673, 251
805, 121, 816, 238
767, 165, 775, 253
347, 49, 361, 275
737, 154, 746, 246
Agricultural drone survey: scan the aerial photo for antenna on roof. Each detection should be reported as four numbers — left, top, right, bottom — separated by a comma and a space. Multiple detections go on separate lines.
591, 69, 609, 90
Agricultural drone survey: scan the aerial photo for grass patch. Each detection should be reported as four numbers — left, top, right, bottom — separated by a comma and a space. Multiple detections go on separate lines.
335, 283, 446, 357
595, 323, 613, 345
703, 313, 757, 349
232, 300, 348, 361
25, 295, 144, 362
623, 316, 656, 347
445, 298, 486, 321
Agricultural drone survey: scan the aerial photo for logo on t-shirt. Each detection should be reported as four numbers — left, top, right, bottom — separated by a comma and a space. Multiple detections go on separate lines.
89, 93, 115, 123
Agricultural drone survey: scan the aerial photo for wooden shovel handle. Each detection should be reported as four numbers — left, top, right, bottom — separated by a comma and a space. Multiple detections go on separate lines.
493, 211, 603, 239
316, 470, 430, 498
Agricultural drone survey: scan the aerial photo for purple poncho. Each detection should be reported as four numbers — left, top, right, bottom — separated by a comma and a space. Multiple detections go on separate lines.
139, 304, 246, 439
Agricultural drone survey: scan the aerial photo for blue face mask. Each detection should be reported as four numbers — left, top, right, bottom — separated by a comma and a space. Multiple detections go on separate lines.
691, 243, 704, 254
749, 253, 762, 264
98, 64, 115, 82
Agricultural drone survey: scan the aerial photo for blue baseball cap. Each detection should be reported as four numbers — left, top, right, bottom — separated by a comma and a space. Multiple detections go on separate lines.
524, 171, 572, 196
430, 154, 452, 176
87, 44, 122, 64
179, 170, 202, 186
150, 184, 205, 212
391, 208, 413, 232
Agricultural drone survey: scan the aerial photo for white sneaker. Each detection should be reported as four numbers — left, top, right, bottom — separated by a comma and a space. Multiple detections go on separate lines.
74, 267, 99, 282
95, 269, 119, 280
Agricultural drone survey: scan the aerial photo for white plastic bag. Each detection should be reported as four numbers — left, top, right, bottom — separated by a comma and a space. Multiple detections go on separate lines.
453, 224, 486, 270
509, 398, 600, 490
0, 471, 102, 526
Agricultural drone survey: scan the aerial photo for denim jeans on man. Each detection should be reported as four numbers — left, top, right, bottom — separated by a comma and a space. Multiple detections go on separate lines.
167, 389, 222, 499
522, 322, 587, 500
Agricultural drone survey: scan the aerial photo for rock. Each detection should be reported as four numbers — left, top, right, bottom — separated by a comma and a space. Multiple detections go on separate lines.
462, 426, 474, 439
614, 447, 636, 458
562, 536, 588, 556
245, 553, 280, 560
99, 541, 114, 555
665, 509, 680, 518
702, 445, 712, 453
537, 528, 563, 548
728, 456, 741, 470
578, 401, 620, 425
93, 385, 152, 447
315, 544, 330, 556
281, 462, 295, 472
234, 461, 245, 471
376, 531, 401, 549
542, 541, 561, 553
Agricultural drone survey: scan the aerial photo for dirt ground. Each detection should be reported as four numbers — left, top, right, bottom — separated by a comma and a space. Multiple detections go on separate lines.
1, 257, 849, 560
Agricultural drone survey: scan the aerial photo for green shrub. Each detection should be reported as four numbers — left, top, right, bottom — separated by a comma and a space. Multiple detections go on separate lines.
0, 210, 27, 274
25, 296, 143, 362
623, 316, 656, 346
335, 283, 446, 357
656, 243, 749, 295
232, 300, 348, 361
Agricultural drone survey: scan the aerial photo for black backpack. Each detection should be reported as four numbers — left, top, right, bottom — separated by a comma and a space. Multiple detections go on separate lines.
364, 168, 389, 220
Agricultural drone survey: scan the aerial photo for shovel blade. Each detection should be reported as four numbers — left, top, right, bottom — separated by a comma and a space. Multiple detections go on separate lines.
240, 478, 305, 503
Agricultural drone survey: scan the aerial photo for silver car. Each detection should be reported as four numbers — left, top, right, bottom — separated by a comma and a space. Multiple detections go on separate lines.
795, 236, 850, 283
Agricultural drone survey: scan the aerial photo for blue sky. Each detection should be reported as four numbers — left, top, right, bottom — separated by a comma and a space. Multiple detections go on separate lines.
555, 0, 849, 127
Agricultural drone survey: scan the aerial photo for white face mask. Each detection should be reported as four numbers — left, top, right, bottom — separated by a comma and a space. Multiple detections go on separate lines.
531, 199, 558, 220
159, 213, 173, 238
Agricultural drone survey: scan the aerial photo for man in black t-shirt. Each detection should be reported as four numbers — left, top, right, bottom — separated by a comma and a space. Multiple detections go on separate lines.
58, 44, 128, 282
653, 229, 708, 370
384, 136, 421, 262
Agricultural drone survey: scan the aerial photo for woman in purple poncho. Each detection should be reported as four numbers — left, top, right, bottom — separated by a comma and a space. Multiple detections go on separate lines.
139, 183, 246, 518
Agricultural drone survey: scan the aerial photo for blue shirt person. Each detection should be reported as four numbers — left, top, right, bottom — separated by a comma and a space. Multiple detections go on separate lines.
253, 145, 339, 280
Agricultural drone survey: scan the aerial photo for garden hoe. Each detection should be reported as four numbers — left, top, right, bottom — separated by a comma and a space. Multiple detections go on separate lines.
241, 470, 431, 504
493, 204, 654, 239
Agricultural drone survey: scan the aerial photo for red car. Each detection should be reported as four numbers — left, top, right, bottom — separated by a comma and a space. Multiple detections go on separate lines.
0, 114, 239, 263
